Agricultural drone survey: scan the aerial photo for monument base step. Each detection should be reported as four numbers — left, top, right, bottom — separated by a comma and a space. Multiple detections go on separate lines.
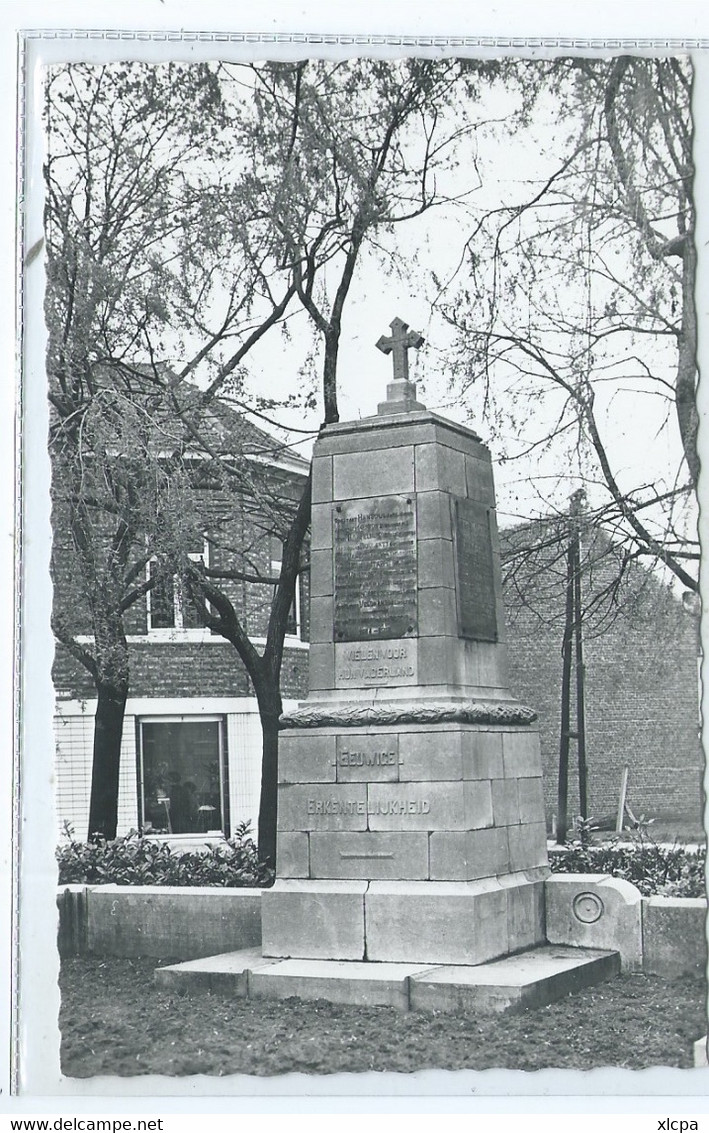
155, 944, 620, 1014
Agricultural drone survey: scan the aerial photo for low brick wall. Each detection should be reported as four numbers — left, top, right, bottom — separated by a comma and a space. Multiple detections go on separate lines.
57, 883, 707, 975
58, 885, 264, 960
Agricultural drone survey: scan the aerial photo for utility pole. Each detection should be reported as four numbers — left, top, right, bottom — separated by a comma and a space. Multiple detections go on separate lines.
556, 489, 588, 844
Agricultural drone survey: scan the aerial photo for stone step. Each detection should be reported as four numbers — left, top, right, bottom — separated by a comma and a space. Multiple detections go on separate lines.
251, 957, 436, 1010
408, 944, 620, 1013
155, 948, 269, 995
154, 944, 619, 1014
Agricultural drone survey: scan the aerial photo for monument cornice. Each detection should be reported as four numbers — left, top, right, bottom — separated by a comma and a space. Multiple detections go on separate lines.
279, 700, 538, 729
318, 408, 482, 447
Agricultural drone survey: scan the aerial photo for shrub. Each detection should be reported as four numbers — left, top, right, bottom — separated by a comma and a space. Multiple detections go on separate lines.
549, 838, 706, 898
56, 822, 275, 888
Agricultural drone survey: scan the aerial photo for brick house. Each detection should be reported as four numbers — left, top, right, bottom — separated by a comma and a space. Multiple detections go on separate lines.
52, 398, 311, 842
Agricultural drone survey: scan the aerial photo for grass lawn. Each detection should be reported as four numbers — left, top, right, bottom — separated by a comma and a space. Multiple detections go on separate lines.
59, 957, 707, 1077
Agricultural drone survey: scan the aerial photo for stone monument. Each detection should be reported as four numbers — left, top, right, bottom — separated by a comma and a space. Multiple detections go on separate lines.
157, 321, 624, 1011
261, 316, 549, 966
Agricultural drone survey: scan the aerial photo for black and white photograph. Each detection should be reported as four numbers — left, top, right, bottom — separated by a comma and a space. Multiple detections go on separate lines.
8, 2, 709, 1109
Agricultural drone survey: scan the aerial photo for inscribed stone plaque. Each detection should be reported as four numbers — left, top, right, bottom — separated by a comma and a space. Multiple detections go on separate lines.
278, 784, 368, 832
333, 496, 417, 641
309, 831, 430, 880
334, 639, 418, 689
336, 735, 401, 782
367, 781, 465, 831
453, 497, 498, 642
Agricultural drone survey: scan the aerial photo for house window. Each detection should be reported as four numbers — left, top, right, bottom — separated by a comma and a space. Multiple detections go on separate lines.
147, 542, 208, 632
271, 556, 301, 638
137, 717, 229, 836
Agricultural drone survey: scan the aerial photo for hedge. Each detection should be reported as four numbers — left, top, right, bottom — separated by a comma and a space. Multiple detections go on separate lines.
56, 823, 274, 888
549, 841, 706, 898
57, 827, 706, 898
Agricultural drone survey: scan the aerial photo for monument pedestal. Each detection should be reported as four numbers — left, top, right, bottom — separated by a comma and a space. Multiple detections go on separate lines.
263, 355, 550, 969
265, 719, 549, 965
262, 876, 546, 966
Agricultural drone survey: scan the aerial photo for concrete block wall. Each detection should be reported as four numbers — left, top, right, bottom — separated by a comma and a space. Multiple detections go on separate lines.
546, 873, 707, 975
545, 874, 643, 971
57, 885, 88, 957
59, 885, 263, 961
642, 896, 708, 977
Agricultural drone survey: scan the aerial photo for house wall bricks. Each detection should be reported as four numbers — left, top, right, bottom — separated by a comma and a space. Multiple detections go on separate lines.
502, 528, 702, 829
54, 640, 309, 703
52, 470, 311, 706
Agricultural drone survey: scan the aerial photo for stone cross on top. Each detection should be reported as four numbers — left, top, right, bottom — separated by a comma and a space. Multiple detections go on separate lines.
375, 316, 426, 416
376, 317, 424, 383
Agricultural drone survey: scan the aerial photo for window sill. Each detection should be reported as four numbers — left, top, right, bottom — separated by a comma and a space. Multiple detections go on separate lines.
73, 632, 310, 648
142, 832, 227, 849
142, 632, 310, 648
145, 629, 215, 643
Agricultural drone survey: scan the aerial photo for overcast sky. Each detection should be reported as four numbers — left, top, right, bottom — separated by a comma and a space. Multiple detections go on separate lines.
215, 66, 690, 533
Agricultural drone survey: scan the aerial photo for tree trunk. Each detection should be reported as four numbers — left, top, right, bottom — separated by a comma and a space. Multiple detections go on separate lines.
256, 704, 282, 870
256, 471, 312, 869
557, 539, 575, 846
87, 681, 128, 840
676, 239, 699, 490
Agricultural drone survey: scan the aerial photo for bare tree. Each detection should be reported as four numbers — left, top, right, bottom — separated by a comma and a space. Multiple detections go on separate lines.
46, 57, 506, 856
45, 61, 305, 838
185, 58, 499, 865
437, 56, 698, 595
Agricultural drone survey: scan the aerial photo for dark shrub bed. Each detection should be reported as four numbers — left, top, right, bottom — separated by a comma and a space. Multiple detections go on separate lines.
549, 840, 706, 898
56, 823, 274, 888
57, 826, 706, 898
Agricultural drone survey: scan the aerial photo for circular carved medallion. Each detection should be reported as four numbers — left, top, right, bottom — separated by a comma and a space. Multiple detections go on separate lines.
572, 892, 604, 924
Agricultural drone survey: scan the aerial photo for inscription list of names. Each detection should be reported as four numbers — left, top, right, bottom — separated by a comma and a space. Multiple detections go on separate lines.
454, 497, 498, 642
333, 496, 417, 641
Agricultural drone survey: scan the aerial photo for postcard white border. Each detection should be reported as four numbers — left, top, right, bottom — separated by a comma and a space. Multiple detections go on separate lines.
4, 0, 709, 1116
